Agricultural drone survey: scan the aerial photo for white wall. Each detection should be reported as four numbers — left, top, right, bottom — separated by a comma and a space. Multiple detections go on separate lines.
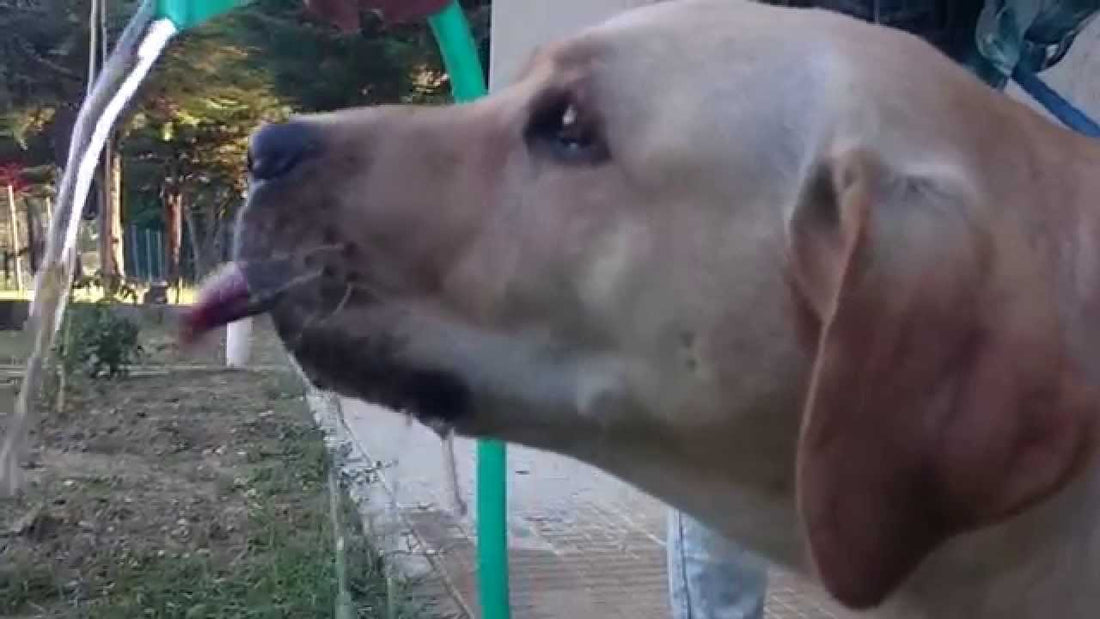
489, 0, 659, 90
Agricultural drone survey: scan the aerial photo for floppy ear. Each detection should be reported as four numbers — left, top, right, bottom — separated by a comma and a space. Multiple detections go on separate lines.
787, 149, 1096, 609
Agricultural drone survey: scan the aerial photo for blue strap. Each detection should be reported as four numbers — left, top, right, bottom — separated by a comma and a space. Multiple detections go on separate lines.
1012, 66, 1100, 138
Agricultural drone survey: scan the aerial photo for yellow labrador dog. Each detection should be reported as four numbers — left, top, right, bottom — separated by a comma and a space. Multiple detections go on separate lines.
189, 0, 1100, 616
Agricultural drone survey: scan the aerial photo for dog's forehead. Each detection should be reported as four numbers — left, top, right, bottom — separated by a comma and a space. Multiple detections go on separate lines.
513, 35, 610, 90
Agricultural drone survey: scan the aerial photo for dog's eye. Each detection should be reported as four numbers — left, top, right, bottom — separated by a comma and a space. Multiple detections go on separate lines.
525, 94, 609, 165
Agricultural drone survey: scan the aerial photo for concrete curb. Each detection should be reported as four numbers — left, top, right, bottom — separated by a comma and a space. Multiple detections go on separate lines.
303, 383, 473, 618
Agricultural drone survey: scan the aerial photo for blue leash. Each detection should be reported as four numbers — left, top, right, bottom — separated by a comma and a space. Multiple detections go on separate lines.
1011, 67, 1100, 138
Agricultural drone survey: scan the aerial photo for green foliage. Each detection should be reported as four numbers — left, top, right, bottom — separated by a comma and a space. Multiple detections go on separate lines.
0, 0, 94, 110
0, 564, 57, 617
0, 0, 141, 165
227, 0, 451, 110
1, 0, 491, 278
73, 269, 142, 302
62, 301, 143, 378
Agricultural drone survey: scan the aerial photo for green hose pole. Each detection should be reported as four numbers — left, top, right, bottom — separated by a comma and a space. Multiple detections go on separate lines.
428, 3, 488, 103
428, 6, 511, 619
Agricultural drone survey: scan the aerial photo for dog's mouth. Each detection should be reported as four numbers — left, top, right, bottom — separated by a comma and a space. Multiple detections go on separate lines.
184, 233, 364, 343
184, 255, 474, 427
183, 260, 293, 342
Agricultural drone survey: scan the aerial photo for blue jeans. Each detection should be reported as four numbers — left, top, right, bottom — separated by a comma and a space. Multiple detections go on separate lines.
667, 510, 768, 619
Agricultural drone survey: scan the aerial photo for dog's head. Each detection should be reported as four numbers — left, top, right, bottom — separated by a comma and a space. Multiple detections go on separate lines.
192, 0, 1097, 609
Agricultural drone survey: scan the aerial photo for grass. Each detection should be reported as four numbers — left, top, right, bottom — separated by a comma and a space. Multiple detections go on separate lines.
0, 317, 419, 618
82, 421, 390, 619
0, 566, 58, 616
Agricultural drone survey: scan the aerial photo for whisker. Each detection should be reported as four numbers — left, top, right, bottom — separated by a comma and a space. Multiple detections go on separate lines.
286, 317, 316, 352
219, 267, 325, 330
346, 280, 385, 301
330, 285, 354, 317
282, 281, 365, 352
262, 244, 344, 264
245, 268, 324, 307
309, 284, 356, 331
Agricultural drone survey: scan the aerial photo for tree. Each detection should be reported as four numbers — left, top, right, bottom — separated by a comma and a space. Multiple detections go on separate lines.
0, 163, 28, 287
1, 0, 138, 287
86, 0, 127, 285
122, 18, 290, 281
121, 0, 451, 282
1, 0, 492, 289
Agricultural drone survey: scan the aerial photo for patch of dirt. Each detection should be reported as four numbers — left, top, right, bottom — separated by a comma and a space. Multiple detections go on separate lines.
0, 316, 398, 617
0, 369, 294, 614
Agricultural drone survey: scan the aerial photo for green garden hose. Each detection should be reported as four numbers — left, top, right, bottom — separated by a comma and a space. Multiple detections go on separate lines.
427, 8, 512, 619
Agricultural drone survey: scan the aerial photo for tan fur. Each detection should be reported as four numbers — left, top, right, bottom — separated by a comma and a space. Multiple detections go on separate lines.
237, 1, 1100, 616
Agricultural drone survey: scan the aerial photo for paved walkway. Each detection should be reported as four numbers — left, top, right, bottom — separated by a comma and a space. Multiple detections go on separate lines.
335, 398, 853, 619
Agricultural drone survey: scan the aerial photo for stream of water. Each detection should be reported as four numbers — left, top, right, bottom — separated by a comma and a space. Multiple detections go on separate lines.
0, 1, 178, 494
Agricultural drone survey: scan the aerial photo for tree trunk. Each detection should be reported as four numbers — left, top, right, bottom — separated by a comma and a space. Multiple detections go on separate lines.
98, 140, 115, 281
187, 197, 233, 280
111, 149, 125, 277
87, 0, 99, 98
164, 186, 183, 289
6, 184, 23, 291
24, 199, 39, 274
94, 0, 127, 288
85, 0, 101, 224
184, 209, 206, 279
98, 145, 125, 285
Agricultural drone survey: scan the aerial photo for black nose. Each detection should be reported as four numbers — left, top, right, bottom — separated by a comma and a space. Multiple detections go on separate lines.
247, 121, 321, 181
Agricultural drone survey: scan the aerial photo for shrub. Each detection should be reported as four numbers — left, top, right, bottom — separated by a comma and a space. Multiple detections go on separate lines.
62, 302, 142, 378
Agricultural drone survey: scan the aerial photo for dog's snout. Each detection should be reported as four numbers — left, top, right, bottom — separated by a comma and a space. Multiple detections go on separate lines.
247, 121, 321, 181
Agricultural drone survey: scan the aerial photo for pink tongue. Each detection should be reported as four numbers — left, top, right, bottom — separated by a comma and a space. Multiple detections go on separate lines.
181, 263, 252, 343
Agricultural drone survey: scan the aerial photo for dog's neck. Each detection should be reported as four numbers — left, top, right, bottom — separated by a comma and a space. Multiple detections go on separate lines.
1013, 116, 1100, 377
888, 452, 1100, 619
888, 119, 1100, 619
1062, 135, 1100, 380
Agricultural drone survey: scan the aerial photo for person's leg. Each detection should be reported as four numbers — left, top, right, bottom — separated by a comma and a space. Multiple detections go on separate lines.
667, 509, 768, 619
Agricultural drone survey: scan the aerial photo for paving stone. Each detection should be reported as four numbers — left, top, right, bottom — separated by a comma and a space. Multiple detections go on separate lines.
341, 399, 854, 618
